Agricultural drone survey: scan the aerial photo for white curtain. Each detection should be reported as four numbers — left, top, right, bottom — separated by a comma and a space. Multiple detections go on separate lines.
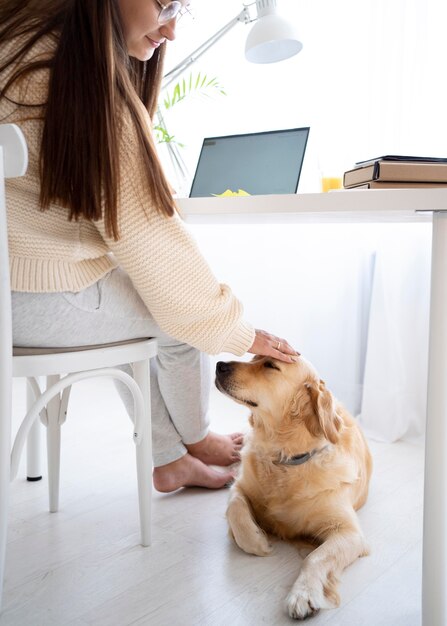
358, 223, 432, 443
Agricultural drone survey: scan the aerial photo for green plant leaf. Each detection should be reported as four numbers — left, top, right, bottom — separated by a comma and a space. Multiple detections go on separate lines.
156, 70, 226, 146
162, 71, 226, 110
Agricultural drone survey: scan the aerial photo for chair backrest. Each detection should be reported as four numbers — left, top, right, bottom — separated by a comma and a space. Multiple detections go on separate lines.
0, 123, 28, 429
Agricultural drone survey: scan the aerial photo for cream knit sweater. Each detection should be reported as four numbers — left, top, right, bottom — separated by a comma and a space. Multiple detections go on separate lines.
2, 35, 255, 356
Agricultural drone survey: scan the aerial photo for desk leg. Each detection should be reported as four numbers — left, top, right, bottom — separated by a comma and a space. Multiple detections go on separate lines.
423, 211, 447, 626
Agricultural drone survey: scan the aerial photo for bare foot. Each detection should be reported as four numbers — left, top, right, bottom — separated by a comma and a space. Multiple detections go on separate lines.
186, 432, 244, 466
153, 453, 235, 493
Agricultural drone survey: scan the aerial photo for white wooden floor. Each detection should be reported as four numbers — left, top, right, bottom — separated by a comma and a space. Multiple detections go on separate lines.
1, 377, 424, 626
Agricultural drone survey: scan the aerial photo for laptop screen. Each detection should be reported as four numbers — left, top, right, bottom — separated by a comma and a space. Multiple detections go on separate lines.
189, 127, 310, 198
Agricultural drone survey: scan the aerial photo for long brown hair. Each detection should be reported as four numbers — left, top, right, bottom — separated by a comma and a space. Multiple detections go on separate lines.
0, 0, 176, 240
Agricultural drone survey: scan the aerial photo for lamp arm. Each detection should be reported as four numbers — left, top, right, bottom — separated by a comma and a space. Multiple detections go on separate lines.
162, 7, 251, 90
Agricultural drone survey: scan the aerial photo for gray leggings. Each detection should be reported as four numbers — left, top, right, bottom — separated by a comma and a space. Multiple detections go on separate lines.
12, 267, 211, 467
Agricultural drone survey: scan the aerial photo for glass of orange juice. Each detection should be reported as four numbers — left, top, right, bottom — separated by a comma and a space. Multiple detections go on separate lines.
321, 174, 343, 193
319, 155, 344, 192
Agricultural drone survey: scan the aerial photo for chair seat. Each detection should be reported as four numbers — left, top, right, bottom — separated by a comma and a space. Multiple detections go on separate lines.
13, 338, 149, 356
12, 337, 157, 378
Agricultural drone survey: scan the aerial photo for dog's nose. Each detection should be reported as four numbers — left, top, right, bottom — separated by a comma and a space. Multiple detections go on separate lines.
216, 361, 233, 375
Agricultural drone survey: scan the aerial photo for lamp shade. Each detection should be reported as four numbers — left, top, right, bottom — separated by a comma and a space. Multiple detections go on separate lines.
245, 1, 302, 64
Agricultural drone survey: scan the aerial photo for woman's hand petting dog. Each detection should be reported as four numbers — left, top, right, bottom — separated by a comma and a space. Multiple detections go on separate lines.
248, 328, 300, 364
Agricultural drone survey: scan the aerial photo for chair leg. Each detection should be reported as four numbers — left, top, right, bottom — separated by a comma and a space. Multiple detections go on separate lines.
26, 379, 42, 482
0, 390, 11, 613
46, 375, 61, 513
0, 459, 9, 613
132, 359, 152, 547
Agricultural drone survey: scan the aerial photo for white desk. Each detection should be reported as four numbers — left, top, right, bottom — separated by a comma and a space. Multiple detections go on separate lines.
179, 188, 447, 626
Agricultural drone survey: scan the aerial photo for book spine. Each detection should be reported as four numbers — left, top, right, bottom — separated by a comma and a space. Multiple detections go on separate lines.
343, 165, 375, 187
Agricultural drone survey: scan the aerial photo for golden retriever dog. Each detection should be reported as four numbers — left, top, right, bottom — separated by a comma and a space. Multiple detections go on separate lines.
215, 355, 372, 620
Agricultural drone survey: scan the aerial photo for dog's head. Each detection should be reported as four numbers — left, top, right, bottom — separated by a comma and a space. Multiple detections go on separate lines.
215, 356, 342, 444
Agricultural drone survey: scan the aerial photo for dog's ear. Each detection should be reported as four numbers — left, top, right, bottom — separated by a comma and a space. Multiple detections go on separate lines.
303, 379, 343, 444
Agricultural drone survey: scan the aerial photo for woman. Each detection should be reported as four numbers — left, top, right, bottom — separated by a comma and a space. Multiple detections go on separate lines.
0, 0, 298, 492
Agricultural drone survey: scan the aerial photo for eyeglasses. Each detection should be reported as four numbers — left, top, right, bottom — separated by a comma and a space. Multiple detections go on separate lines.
155, 0, 191, 26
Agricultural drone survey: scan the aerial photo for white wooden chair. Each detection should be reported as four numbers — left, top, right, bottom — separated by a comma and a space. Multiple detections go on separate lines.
0, 123, 157, 611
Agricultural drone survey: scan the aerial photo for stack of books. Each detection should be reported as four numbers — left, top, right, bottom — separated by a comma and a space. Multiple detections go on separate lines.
343, 155, 447, 189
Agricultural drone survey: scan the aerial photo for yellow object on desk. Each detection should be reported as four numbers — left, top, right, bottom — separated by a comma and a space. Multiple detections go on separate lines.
321, 176, 343, 192
212, 189, 251, 197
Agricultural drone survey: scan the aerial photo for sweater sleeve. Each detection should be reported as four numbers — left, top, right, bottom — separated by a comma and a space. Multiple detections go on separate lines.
94, 112, 255, 356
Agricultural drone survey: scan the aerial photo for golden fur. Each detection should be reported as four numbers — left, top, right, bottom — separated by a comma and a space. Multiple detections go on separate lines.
215, 355, 373, 620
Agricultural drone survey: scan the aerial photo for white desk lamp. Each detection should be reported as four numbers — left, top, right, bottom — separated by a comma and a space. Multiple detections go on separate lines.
245, 0, 302, 64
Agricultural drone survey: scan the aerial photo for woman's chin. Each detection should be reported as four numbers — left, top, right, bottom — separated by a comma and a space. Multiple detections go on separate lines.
129, 44, 155, 62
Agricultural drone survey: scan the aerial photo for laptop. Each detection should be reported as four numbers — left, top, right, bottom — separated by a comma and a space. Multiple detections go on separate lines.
189, 127, 310, 198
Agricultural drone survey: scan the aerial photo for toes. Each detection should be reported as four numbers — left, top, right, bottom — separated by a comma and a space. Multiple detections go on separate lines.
230, 433, 245, 444
286, 575, 335, 620
286, 591, 320, 620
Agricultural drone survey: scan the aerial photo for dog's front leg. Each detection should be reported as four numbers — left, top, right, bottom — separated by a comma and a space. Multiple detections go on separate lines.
226, 486, 272, 556
286, 522, 369, 620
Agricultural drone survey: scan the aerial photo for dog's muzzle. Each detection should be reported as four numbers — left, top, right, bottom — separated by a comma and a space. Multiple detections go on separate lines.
215, 362, 258, 408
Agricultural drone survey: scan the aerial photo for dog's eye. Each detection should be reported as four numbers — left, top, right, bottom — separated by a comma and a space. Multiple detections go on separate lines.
264, 361, 280, 371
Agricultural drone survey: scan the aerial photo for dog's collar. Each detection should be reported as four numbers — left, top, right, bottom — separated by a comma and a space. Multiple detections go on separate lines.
276, 445, 329, 466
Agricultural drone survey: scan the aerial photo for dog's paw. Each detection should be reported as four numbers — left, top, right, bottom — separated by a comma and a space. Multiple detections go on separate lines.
232, 526, 273, 556
286, 574, 336, 620
286, 592, 320, 621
